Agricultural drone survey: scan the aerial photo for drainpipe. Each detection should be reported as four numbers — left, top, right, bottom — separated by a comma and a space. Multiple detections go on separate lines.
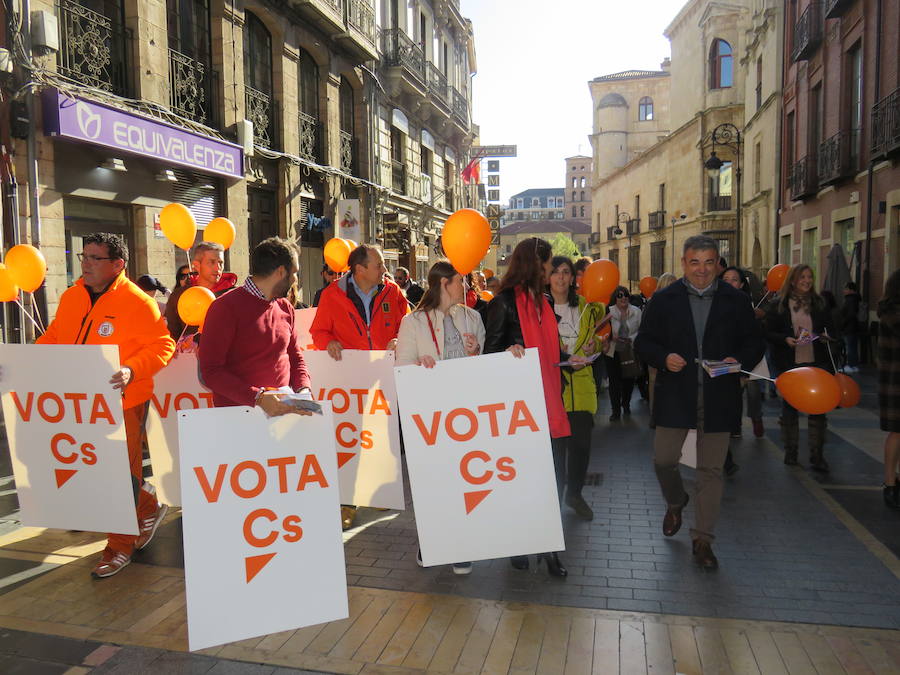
862, 0, 882, 315
773, 2, 785, 267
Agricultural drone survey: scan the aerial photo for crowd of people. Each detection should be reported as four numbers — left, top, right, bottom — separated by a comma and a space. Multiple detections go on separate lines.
29, 227, 899, 579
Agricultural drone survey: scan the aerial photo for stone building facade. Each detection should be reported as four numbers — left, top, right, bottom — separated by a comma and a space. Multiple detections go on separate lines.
496, 220, 591, 272
564, 155, 592, 223
505, 188, 565, 224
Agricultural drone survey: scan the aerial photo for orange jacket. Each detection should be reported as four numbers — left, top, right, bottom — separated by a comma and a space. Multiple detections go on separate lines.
311, 276, 408, 350
37, 272, 176, 409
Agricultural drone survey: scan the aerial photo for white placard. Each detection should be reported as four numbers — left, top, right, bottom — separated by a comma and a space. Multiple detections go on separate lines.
395, 349, 565, 566
680, 430, 698, 469
145, 353, 214, 506
179, 405, 347, 651
304, 350, 404, 509
0, 344, 138, 534
295, 308, 317, 351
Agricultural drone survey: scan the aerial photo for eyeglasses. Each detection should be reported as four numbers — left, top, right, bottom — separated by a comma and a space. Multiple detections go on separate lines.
615, 293, 630, 299
77, 253, 115, 263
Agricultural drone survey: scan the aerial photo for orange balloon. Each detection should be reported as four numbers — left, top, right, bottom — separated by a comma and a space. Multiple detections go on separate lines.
581, 259, 620, 304
5, 244, 46, 293
160, 203, 197, 250
480, 290, 494, 301
834, 373, 861, 408
204, 217, 236, 250
639, 276, 658, 297
345, 239, 358, 251
0, 263, 19, 301
177, 286, 215, 326
324, 238, 352, 273
775, 367, 841, 415
483, 268, 495, 279
596, 323, 611, 340
766, 264, 790, 293
441, 209, 491, 275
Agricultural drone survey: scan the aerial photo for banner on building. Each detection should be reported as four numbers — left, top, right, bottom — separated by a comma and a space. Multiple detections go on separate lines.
337, 199, 361, 243
295, 308, 317, 351
394, 349, 564, 566
179, 405, 347, 651
303, 350, 404, 509
0, 344, 138, 534
145, 353, 214, 506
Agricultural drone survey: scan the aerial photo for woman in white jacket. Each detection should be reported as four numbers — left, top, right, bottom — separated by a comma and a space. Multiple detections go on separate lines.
603, 286, 643, 421
395, 259, 485, 575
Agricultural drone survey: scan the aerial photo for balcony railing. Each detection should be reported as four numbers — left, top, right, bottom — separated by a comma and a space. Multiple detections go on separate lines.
391, 160, 406, 194
790, 156, 818, 201
298, 111, 322, 163
168, 48, 218, 128
708, 195, 733, 212
246, 85, 276, 149
626, 218, 640, 235
451, 87, 468, 126
817, 129, 859, 185
57, 0, 132, 96
648, 210, 666, 230
426, 62, 450, 109
340, 130, 356, 174
825, 0, 852, 19
792, 2, 823, 62
589, 232, 602, 247
872, 87, 900, 159
382, 29, 426, 88
344, 0, 376, 44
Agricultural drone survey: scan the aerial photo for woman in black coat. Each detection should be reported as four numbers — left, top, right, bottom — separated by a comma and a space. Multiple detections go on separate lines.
764, 264, 836, 471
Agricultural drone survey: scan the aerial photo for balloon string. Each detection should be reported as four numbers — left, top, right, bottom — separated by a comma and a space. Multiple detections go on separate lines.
740, 369, 776, 383
15, 298, 43, 335
754, 291, 771, 309
29, 293, 45, 333
823, 328, 838, 373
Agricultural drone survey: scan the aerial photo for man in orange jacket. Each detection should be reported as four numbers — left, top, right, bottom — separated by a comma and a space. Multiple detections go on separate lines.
38, 233, 176, 578
311, 244, 407, 528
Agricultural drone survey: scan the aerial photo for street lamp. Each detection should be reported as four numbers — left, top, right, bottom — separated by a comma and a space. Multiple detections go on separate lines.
704, 122, 742, 266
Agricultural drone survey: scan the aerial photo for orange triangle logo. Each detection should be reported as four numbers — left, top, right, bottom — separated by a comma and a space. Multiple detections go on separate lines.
337, 452, 356, 468
55, 468, 78, 488
464, 489, 492, 514
245, 552, 277, 583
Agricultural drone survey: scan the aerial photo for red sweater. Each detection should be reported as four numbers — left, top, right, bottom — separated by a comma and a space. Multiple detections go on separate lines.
198, 287, 311, 407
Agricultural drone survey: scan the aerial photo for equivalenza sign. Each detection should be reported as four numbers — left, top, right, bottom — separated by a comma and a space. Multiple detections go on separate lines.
42, 89, 243, 179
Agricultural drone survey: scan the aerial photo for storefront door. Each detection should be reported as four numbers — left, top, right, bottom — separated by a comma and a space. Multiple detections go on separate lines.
248, 187, 277, 250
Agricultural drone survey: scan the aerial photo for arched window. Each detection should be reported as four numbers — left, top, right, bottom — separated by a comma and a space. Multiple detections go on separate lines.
297, 49, 319, 161
580, 177, 586, 188
572, 206, 576, 217
572, 190, 576, 201
638, 96, 654, 121
572, 177, 577, 188
580, 206, 585, 217
243, 11, 273, 147
580, 190, 585, 201
339, 77, 355, 172
709, 39, 733, 89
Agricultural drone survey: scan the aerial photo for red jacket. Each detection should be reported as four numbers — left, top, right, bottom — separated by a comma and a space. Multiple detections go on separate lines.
311, 276, 408, 350
37, 273, 175, 409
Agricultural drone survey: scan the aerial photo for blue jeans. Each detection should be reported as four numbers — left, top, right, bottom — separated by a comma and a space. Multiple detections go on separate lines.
844, 334, 859, 367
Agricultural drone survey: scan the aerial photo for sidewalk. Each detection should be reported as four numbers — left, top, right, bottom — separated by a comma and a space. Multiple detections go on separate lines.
1, 367, 899, 673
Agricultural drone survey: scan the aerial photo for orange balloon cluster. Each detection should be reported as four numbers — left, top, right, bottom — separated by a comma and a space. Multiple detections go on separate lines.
480, 290, 494, 301
324, 238, 352, 273
441, 209, 491, 275
834, 373, 861, 408
775, 367, 841, 415
639, 276, 658, 298
178, 286, 216, 327
581, 259, 620, 304
204, 217, 236, 250
0, 263, 19, 302
5, 244, 46, 293
160, 203, 197, 250
766, 264, 789, 293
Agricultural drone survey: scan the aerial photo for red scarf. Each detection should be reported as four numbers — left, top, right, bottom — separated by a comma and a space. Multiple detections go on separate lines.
515, 288, 571, 439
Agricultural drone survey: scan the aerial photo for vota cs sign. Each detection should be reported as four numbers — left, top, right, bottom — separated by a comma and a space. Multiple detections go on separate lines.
42, 89, 244, 179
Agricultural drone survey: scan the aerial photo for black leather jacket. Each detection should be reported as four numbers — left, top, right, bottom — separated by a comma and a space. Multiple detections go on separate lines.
483, 288, 569, 362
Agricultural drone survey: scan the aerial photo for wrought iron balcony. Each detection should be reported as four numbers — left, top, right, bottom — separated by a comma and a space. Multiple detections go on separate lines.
245, 85, 276, 149
708, 195, 732, 212
817, 129, 859, 185
340, 130, 356, 174
298, 111, 322, 163
451, 87, 468, 126
426, 62, 450, 110
168, 49, 218, 128
626, 218, 640, 235
790, 156, 818, 201
57, 0, 132, 96
825, 0, 852, 19
791, 2, 823, 62
648, 210, 666, 230
391, 160, 406, 194
382, 29, 426, 89
344, 0, 376, 44
872, 87, 900, 160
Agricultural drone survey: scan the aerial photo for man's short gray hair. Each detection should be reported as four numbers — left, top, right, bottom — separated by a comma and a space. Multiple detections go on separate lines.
395, 267, 409, 276
682, 235, 719, 255
192, 241, 225, 260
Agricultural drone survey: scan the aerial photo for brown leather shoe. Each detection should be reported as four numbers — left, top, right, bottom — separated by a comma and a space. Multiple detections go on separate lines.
662, 493, 689, 537
692, 539, 719, 569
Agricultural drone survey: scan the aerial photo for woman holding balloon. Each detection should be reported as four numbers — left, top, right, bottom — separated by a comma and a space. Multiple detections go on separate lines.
603, 286, 643, 421
765, 264, 837, 470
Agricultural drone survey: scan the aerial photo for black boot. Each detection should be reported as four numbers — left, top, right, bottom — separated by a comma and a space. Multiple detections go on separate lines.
884, 485, 900, 509
539, 552, 567, 577
808, 416, 829, 473
780, 416, 800, 466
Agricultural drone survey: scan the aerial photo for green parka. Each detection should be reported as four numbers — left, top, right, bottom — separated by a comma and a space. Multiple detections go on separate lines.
560, 297, 605, 415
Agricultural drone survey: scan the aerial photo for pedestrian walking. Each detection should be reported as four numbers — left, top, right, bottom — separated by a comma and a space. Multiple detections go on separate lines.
36, 233, 176, 578
722, 266, 765, 439
548, 256, 605, 521
764, 264, 837, 471
635, 235, 764, 569
395, 259, 484, 574
878, 269, 900, 508
604, 286, 642, 421
841, 282, 862, 372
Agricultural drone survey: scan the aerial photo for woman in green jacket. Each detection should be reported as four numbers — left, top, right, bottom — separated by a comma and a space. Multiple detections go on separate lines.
548, 256, 606, 520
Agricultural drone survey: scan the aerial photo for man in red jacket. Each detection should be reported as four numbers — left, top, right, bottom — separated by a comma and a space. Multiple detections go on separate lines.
166, 241, 237, 343
199, 237, 312, 417
311, 244, 407, 528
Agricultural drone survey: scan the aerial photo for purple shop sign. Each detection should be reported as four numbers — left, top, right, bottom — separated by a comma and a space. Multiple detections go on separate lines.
42, 89, 243, 179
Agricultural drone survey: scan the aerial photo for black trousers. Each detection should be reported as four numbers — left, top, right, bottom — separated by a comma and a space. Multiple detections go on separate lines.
566, 411, 594, 496
604, 353, 635, 414
550, 436, 568, 501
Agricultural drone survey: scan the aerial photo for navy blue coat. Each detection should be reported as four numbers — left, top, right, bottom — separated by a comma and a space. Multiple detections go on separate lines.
635, 280, 765, 433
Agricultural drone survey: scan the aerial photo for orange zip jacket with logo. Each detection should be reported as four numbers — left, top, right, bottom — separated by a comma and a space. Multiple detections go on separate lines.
311, 277, 408, 350
37, 272, 176, 409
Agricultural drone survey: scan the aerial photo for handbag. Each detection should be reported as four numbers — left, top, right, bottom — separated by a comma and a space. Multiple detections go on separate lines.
618, 342, 642, 379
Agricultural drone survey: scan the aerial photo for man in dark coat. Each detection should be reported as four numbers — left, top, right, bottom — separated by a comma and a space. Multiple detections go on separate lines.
635, 235, 764, 569
394, 267, 424, 306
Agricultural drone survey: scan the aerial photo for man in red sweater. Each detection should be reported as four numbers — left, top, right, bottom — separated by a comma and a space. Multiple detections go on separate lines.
199, 237, 312, 417
311, 244, 407, 528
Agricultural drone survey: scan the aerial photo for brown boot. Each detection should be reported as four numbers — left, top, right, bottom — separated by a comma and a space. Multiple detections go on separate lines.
780, 416, 800, 466
692, 539, 719, 570
808, 416, 829, 473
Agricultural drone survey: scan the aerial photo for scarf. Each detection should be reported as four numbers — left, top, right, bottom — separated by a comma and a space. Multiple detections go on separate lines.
515, 288, 571, 439
789, 291, 812, 314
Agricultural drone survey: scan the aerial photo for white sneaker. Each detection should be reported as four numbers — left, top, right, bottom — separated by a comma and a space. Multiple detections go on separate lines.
452, 562, 472, 575
416, 548, 424, 567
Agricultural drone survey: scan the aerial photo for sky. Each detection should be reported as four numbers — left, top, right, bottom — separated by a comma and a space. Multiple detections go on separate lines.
460, 0, 678, 205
